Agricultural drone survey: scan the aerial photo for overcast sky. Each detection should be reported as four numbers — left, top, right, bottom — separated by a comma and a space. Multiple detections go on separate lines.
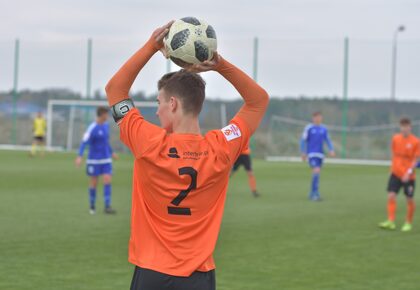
1, 0, 419, 100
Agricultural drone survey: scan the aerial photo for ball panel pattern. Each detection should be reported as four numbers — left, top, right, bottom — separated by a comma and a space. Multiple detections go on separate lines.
206, 25, 216, 39
181, 17, 201, 26
170, 29, 190, 51
194, 41, 209, 62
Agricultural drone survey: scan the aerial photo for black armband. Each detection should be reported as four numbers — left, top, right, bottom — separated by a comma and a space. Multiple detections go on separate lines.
111, 99, 135, 123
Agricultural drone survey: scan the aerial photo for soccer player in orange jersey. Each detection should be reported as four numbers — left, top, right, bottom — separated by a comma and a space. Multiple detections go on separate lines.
379, 118, 420, 232
105, 21, 269, 290
231, 146, 260, 197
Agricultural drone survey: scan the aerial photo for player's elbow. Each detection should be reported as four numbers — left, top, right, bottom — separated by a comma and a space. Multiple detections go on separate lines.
105, 81, 115, 98
105, 80, 122, 106
251, 88, 269, 114
250, 87, 269, 106
260, 89, 270, 110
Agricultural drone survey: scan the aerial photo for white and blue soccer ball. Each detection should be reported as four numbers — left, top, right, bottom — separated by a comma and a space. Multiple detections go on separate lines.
164, 17, 217, 67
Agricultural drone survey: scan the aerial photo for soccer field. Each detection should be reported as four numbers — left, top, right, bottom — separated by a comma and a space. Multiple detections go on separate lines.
1, 151, 419, 290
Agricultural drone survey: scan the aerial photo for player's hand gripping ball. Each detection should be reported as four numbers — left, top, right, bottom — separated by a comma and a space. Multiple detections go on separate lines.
164, 17, 217, 67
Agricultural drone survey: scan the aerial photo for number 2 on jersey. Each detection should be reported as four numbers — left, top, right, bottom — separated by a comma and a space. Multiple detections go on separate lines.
167, 167, 198, 216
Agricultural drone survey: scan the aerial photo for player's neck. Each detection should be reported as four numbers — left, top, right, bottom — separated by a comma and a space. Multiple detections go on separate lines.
171, 116, 201, 135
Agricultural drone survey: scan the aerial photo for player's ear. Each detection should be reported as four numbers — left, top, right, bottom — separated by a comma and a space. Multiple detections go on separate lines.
169, 96, 177, 112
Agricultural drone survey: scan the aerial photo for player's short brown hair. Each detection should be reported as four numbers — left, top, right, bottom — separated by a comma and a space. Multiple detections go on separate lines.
157, 70, 206, 116
312, 111, 322, 117
400, 117, 411, 126
97, 106, 109, 117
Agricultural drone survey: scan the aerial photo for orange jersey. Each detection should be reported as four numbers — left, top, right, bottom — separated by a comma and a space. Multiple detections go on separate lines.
391, 133, 420, 180
241, 146, 251, 155
120, 109, 250, 276
106, 36, 268, 277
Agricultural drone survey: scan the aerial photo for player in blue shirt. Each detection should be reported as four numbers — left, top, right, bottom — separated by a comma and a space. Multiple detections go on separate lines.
300, 112, 335, 201
75, 107, 117, 214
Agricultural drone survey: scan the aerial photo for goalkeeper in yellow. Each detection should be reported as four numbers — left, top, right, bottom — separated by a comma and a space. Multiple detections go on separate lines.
30, 112, 46, 157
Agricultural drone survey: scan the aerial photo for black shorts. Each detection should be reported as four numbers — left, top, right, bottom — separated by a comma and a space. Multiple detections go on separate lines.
387, 174, 415, 197
34, 136, 44, 142
232, 154, 252, 172
130, 266, 215, 290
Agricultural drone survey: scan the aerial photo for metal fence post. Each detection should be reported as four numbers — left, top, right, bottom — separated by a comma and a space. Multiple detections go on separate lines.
84, 38, 93, 127
12, 39, 20, 145
341, 37, 349, 158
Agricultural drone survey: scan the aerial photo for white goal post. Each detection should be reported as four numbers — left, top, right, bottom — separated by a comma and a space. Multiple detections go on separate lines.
46, 99, 157, 150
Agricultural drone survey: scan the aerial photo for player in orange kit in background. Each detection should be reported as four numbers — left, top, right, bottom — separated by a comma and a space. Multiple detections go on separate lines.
379, 117, 420, 232
105, 21, 269, 290
231, 146, 260, 197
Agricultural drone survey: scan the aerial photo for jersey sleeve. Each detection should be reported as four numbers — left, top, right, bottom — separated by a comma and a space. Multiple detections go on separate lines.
324, 128, 334, 152
300, 125, 310, 153
408, 138, 420, 171
105, 123, 113, 155
78, 123, 95, 157
217, 116, 251, 163
119, 108, 166, 158
391, 135, 396, 155
107, 141, 113, 155
416, 139, 420, 157
215, 57, 269, 136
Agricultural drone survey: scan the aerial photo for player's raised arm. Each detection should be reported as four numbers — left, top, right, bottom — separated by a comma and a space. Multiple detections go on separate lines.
106, 22, 175, 158
188, 54, 269, 135
217, 59, 269, 134
105, 21, 173, 107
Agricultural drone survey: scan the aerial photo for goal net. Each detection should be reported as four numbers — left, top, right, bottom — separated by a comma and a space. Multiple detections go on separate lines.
46, 100, 159, 151
267, 115, 420, 163
46, 99, 229, 152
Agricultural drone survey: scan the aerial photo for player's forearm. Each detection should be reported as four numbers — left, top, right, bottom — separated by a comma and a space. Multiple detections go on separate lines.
300, 139, 306, 154
105, 39, 158, 106
326, 139, 334, 152
78, 142, 87, 157
215, 58, 269, 134
408, 159, 419, 173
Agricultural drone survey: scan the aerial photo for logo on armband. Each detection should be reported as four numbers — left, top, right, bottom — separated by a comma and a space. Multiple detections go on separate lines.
221, 124, 241, 141
119, 104, 130, 114
112, 99, 135, 123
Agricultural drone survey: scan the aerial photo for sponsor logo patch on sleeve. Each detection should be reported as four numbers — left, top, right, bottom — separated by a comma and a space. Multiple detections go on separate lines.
221, 124, 241, 141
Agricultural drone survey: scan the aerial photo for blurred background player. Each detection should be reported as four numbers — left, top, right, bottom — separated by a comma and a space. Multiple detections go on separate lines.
231, 145, 260, 197
30, 111, 46, 157
379, 118, 420, 232
300, 111, 335, 201
75, 106, 117, 215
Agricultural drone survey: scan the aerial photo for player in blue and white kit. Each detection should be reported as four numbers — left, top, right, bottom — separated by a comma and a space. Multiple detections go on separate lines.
75, 107, 117, 214
300, 112, 335, 201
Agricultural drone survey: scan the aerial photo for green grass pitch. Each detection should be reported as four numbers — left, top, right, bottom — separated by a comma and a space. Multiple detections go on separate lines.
1, 150, 419, 290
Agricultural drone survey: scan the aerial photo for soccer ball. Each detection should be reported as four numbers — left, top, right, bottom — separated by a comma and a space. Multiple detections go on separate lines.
164, 17, 217, 67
